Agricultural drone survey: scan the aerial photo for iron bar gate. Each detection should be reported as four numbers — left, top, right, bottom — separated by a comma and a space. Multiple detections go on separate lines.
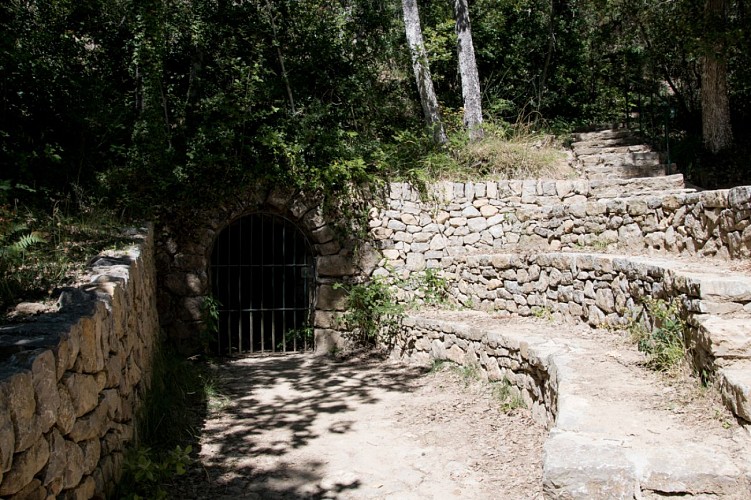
210, 213, 315, 355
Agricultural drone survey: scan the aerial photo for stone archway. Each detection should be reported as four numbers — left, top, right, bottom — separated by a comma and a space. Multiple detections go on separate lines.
155, 187, 376, 354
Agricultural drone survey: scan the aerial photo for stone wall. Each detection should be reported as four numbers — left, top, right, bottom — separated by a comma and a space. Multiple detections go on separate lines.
393, 314, 558, 428
0, 227, 158, 499
370, 181, 751, 275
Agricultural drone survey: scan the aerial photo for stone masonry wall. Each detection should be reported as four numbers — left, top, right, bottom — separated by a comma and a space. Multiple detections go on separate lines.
370, 181, 751, 275
393, 315, 558, 428
0, 227, 158, 499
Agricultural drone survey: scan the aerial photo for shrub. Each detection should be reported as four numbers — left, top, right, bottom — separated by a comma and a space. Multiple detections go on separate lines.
334, 277, 404, 346
630, 297, 687, 373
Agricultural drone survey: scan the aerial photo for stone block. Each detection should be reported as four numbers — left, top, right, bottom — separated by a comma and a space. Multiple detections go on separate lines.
1, 371, 36, 453
77, 317, 104, 374
317, 255, 356, 277
728, 186, 751, 209
31, 350, 60, 435
0, 391, 13, 474
0, 436, 50, 496
316, 284, 348, 311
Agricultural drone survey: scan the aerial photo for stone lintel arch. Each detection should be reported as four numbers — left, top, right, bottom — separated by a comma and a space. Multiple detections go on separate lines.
156, 186, 373, 354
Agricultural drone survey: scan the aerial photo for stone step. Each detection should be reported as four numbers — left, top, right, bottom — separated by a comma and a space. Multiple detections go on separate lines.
692, 316, 751, 365
397, 312, 751, 498
574, 144, 652, 156
587, 173, 685, 197
584, 164, 668, 180
579, 152, 664, 167
573, 129, 634, 142
719, 360, 751, 422
572, 136, 644, 149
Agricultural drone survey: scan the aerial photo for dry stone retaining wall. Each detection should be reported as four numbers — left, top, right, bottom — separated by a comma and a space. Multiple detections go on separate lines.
0, 227, 158, 498
370, 181, 751, 274
394, 315, 558, 428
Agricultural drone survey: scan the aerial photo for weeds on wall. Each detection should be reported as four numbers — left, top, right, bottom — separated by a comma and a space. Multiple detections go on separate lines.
334, 277, 404, 346
429, 360, 527, 414
629, 297, 688, 373
0, 184, 128, 317
200, 295, 222, 354
491, 378, 527, 414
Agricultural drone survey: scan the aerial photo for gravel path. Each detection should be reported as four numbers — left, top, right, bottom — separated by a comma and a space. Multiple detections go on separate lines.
173, 353, 545, 499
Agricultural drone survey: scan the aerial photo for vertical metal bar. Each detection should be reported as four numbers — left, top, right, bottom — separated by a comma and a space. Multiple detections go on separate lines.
260, 218, 265, 353
226, 226, 232, 355
281, 222, 285, 353
272, 219, 276, 352
249, 216, 254, 354
238, 219, 242, 353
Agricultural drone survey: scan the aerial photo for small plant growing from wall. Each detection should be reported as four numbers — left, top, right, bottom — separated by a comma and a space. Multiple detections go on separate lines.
278, 324, 315, 351
200, 295, 221, 354
629, 297, 687, 373
334, 277, 404, 346
419, 268, 450, 305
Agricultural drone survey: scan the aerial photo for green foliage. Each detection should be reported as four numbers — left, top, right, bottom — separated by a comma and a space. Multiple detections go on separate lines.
277, 324, 315, 351
334, 277, 404, 346
200, 295, 221, 354
419, 269, 450, 305
0, 186, 127, 315
118, 445, 192, 500
630, 297, 687, 373
491, 378, 527, 413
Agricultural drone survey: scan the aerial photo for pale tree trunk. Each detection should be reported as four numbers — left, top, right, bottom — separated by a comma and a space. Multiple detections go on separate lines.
702, 0, 733, 153
401, 0, 447, 144
453, 0, 483, 142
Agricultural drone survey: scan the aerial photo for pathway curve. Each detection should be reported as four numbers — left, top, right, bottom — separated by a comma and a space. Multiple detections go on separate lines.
173, 353, 545, 499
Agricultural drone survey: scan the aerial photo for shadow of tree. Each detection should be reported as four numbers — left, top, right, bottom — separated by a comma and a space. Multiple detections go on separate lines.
173, 352, 427, 499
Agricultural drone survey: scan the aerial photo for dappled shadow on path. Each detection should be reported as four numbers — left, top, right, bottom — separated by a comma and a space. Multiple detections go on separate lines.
177, 352, 426, 499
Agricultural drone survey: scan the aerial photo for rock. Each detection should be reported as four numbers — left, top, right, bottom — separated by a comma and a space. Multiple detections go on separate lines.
66, 404, 110, 442
0, 436, 50, 496
728, 186, 751, 209
316, 285, 348, 311
63, 374, 100, 418
79, 438, 100, 475
56, 384, 76, 435
7, 478, 46, 500
0, 371, 37, 453
543, 434, 637, 499
77, 317, 105, 374
0, 391, 14, 474
317, 255, 356, 277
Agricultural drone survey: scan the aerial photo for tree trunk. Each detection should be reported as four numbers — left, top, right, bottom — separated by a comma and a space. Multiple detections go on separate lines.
701, 0, 733, 153
453, 0, 483, 142
401, 0, 447, 144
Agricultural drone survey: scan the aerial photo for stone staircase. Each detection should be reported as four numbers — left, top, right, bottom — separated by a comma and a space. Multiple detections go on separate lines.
571, 128, 689, 198
572, 128, 671, 179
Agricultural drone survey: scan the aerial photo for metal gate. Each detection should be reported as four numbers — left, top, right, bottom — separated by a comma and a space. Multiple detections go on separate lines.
209, 213, 315, 355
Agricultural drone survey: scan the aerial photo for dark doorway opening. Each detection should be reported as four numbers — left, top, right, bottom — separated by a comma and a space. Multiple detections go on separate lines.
210, 213, 315, 355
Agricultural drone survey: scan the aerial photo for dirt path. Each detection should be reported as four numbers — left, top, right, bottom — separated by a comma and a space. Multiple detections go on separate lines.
173, 353, 545, 499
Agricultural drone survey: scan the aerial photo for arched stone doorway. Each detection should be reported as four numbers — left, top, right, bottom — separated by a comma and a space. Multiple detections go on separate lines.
210, 213, 315, 355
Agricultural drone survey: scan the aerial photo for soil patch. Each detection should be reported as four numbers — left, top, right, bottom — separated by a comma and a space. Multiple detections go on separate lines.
172, 353, 545, 499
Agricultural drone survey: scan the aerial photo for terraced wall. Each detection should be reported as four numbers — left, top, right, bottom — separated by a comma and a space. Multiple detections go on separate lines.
369, 181, 751, 273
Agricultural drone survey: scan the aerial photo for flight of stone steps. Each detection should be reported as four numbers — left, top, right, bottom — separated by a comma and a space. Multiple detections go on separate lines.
571, 127, 690, 199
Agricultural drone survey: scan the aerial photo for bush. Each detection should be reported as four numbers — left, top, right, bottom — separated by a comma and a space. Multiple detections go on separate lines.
334, 277, 404, 346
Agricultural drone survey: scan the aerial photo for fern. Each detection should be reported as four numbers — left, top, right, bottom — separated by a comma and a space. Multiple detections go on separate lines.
1, 232, 46, 258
